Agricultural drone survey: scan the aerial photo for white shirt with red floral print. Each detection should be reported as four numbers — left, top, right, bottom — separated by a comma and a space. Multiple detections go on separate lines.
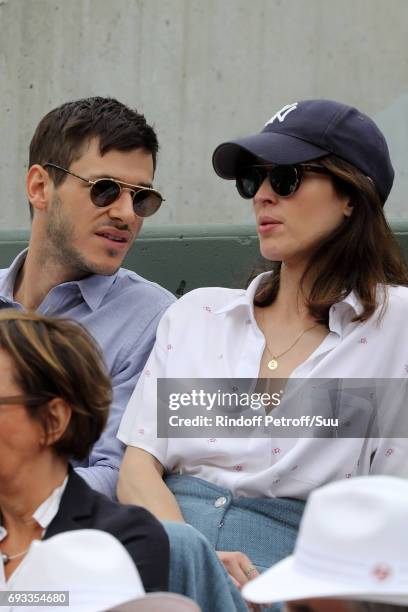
118, 273, 408, 500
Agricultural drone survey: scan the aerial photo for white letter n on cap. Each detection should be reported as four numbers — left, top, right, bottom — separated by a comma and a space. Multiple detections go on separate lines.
265, 102, 298, 126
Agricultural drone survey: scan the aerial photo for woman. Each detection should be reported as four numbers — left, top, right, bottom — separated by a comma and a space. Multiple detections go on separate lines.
0, 310, 169, 592
117, 100, 408, 599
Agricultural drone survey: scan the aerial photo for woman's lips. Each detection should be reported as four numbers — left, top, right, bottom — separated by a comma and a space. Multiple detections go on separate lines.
257, 221, 283, 234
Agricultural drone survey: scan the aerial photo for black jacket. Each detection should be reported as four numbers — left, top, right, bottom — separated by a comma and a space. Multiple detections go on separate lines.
44, 469, 169, 592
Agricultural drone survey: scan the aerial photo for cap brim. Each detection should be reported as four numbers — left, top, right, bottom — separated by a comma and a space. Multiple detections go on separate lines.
242, 556, 408, 606
212, 132, 329, 179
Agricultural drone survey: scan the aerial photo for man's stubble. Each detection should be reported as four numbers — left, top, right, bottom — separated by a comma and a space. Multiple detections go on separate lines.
44, 194, 121, 277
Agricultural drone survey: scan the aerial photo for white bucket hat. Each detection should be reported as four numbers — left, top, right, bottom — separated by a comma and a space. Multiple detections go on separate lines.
8, 529, 143, 611
242, 476, 408, 606
8, 529, 199, 612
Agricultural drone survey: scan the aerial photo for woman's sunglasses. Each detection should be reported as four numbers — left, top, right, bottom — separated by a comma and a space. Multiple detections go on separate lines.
44, 163, 164, 218
235, 163, 332, 199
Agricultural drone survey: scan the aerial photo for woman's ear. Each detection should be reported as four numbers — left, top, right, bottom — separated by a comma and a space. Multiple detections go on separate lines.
343, 198, 354, 218
26, 164, 53, 214
40, 398, 72, 447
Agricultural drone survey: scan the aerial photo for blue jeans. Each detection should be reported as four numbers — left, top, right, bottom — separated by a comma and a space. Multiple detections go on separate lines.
164, 521, 248, 612
163, 475, 305, 612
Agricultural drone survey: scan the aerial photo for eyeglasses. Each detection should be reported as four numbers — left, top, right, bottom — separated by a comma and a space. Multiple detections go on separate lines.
235, 164, 332, 199
44, 163, 164, 218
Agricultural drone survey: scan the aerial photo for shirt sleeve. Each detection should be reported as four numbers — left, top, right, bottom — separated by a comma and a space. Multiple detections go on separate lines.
75, 301, 173, 499
118, 321, 170, 468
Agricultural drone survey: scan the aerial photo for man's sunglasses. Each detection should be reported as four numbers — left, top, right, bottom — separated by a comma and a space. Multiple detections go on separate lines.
44, 163, 164, 218
235, 163, 332, 199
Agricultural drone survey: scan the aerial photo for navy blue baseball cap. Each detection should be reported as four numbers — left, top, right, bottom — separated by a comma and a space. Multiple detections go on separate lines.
212, 99, 394, 203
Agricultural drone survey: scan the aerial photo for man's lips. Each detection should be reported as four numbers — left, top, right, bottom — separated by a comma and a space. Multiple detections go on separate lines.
257, 217, 283, 234
95, 229, 131, 246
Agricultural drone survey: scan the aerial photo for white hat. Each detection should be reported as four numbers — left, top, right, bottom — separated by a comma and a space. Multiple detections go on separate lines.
242, 476, 408, 606
8, 530, 199, 612
8, 530, 143, 611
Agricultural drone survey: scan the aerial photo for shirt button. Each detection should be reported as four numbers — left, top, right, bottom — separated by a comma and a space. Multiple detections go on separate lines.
214, 496, 227, 508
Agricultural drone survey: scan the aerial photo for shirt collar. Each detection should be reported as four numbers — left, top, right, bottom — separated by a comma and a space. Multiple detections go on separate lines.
214, 272, 271, 317
328, 290, 365, 336
214, 271, 364, 334
0, 249, 28, 301
0, 249, 118, 311
0, 475, 68, 542
75, 273, 118, 311
32, 475, 68, 529
339, 290, 364, 316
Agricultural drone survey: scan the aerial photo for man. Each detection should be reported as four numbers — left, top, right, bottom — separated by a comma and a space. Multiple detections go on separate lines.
0, 97, 175, 499
242, 476, 408, 611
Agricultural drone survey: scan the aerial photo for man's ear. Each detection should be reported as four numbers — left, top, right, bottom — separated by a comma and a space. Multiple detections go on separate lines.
40, 398, 72, 447
26, 164, 54, 214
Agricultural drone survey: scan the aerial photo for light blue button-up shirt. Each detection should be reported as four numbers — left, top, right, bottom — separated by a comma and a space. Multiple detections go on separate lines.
0, 250, 175, 499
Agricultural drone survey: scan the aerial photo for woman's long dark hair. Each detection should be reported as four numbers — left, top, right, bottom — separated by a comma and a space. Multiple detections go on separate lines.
254, 155, 408, 324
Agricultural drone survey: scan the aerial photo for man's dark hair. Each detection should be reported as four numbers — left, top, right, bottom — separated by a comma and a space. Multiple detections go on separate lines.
28, 96, 159, 217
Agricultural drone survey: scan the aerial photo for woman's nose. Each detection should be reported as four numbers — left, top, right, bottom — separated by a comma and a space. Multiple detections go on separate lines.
253, 177, 278, 205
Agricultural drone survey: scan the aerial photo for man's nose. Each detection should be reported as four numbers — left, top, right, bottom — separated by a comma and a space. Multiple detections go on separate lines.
107, 189, 135, 224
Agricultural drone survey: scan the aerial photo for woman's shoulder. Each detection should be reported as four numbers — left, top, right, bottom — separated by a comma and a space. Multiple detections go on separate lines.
164, 285, 247, 318
386, 284, 408, 298
369, 284, 408, 330
383, 284, 408, 312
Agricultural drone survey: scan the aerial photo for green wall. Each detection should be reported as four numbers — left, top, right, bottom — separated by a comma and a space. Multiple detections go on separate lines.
1, 222, 407, 296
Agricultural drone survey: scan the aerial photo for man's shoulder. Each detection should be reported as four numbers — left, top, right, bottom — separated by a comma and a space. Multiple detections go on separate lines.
0, 263, 17, 302
112, 267, 175, 304
0, 265, 10, 284
0, 268, 7, 295
0, 250, 27, 294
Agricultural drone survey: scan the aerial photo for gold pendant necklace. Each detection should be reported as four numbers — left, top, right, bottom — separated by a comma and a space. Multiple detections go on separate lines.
260, 309, 319, 371
267, 357, 279, 371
